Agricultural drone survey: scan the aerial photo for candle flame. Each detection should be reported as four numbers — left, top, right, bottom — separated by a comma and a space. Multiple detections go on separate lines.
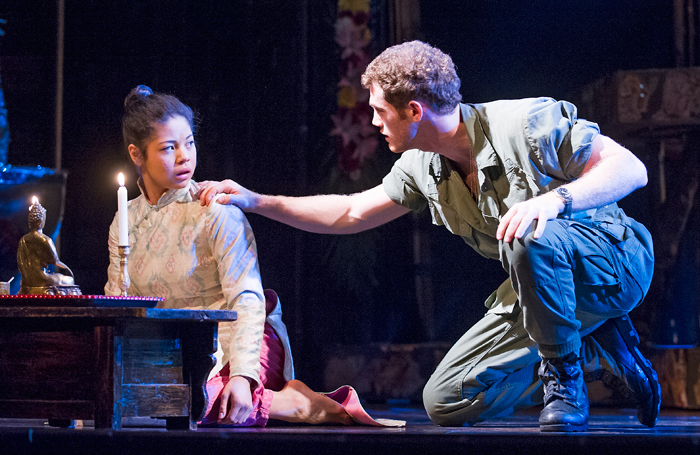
118, 172, 125, 186
31, 196, 38, 205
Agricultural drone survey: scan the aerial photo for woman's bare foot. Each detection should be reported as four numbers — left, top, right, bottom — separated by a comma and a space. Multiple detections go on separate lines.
269, 379, 354, 425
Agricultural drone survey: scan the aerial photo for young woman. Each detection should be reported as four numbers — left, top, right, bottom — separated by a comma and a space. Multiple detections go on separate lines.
104, 85, 398, 427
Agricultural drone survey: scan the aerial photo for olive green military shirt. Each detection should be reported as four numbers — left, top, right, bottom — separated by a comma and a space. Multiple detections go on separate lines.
383, 97, 600, 260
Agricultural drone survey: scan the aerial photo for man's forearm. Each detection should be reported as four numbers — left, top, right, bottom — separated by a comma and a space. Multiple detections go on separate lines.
253, 193, 364, 234
564, 136, 648, 213
252, 184, 411, 234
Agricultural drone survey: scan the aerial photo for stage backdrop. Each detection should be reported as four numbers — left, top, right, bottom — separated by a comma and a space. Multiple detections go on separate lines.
0, 1, 678, 392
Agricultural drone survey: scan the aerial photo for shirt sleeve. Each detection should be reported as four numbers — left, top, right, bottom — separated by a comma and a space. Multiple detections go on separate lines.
205, 201, 266, 385
524, 98, 600, 182
382, 149, 431, 212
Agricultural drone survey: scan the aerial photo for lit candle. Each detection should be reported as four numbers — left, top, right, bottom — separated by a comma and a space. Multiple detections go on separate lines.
117, 173, 128, 246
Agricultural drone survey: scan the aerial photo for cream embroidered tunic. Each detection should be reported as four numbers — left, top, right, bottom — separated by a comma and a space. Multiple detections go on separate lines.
105, 181, 272, 384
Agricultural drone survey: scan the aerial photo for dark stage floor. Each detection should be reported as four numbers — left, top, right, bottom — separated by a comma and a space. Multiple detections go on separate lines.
2, 405, 699, 455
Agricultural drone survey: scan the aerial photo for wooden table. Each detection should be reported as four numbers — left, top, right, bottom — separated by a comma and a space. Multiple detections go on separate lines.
0, 297, 236, 430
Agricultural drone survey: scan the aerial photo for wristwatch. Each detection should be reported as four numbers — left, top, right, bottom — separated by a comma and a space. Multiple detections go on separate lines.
554, 187, 573, 220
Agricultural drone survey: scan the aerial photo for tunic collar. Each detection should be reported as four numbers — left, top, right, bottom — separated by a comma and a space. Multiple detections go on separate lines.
136, 178, 201, 209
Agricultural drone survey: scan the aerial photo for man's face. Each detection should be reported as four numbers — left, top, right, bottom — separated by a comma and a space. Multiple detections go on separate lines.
369, 83, 417, 153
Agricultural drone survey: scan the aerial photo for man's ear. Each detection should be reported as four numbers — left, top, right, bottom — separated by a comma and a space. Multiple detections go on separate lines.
407, 100, 423, 122
128, 144, 142, 166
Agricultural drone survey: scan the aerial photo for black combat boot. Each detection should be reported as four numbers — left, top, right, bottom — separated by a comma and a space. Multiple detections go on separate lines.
539, 352, 589, 432
583, 315, 661, 427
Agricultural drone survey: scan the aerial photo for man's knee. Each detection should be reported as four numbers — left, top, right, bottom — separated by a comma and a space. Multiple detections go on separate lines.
501, 226, 561, 265
501, 222, 572, 290
422, 380, 459, 426
422, 375, 480, 426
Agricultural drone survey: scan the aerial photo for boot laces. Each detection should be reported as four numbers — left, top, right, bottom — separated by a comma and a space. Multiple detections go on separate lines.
541, 359, 580, 406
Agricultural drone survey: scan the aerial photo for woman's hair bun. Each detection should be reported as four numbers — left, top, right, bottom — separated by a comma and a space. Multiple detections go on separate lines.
124, 85, 154, 109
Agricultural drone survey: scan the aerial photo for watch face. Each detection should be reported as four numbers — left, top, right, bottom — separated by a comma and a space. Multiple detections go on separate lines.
556, 187, 572, 201
554, 187, 573, 219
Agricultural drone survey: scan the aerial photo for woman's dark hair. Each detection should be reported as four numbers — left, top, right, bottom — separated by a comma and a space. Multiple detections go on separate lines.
122, 85, 196, 158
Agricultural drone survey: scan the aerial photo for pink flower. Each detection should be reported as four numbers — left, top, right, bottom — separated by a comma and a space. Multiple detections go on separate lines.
335, 16, 370, 59
331, 110, 363, 146
352, 135, 379, 162
333, 3, 374, 179
338, 60, 365, 87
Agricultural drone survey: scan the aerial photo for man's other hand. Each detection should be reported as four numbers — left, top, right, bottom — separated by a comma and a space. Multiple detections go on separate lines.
496, 192, 564, 243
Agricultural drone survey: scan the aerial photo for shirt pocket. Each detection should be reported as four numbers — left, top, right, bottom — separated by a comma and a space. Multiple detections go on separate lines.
495, 159, 535, 210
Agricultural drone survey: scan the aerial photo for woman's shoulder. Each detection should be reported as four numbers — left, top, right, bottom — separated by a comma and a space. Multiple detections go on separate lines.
200, 193, 248, 226
209, 197, 247, 219
184, 181, 248, 226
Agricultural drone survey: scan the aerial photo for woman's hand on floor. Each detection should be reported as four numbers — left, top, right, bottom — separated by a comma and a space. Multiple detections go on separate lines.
218, 375, 255, 425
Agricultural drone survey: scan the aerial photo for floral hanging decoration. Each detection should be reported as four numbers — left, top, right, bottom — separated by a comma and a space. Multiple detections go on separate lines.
331, 0, 377, 181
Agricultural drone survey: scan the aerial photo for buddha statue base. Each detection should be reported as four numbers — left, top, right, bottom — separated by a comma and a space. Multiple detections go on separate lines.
19, 284, 83, 296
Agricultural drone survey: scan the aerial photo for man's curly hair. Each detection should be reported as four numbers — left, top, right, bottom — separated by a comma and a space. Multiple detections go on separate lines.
361, 41, 462, 115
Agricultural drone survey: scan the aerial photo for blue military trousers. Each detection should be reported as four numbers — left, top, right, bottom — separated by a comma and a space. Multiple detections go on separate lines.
422, 206, 654, 426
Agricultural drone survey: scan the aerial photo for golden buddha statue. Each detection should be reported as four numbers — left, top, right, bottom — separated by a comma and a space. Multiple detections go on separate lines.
17, 198, 81, 295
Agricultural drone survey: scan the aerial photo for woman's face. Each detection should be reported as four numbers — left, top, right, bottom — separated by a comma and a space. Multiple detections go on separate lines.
129, 115, 197, 204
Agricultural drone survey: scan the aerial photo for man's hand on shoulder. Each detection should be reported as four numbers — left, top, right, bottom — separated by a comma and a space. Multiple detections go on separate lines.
198, 180, 259, 211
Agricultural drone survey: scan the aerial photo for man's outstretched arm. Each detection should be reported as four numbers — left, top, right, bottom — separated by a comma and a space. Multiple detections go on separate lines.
199, 182, 411, 234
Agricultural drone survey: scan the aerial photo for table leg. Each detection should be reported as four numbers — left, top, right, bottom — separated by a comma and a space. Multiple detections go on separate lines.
180, 323, 218, 427
165, 416, 194, 430
94, 325, 121, 430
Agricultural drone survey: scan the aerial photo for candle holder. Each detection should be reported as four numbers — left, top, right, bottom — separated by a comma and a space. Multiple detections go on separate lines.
118, 246, 130, 297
